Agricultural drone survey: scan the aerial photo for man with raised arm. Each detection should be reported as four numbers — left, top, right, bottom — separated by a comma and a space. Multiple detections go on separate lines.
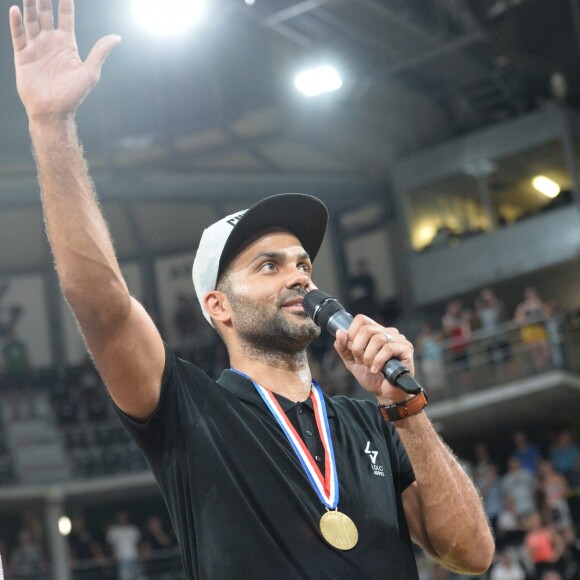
10, 1, 494, 578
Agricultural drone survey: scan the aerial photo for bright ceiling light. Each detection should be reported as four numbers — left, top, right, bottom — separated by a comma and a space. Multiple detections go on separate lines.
132, 0, 204, 36
532, 175, 560, 198
58, 516, 72, 537
294, 66, 343, 97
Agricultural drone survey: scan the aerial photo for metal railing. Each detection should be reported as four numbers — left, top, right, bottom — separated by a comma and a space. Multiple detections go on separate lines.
5, 547, 185, 580
413, 317, 580, 400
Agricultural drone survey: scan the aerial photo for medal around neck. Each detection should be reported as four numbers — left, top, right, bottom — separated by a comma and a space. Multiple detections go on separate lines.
231, 369, 359, 550
320, 510, 359, 551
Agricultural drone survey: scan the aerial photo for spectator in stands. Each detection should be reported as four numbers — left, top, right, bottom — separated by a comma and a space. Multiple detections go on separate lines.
347, 258, 378, 318
515, 287, 550, 372
475, 288, 513, 373
442, 298, 474, 389
69, 514, 109, 577
8, 528, 48, 578
544, 299, 567, 369
476, 462, 503, 533
538, 459, 572, 530
496, 496, 527, 556
501, 456, 538, 517
2, 327, 34, 421
513, 431, 542, 475
472, 441, 493, 477
105, 511, 141, 580
523, 511, 565, 579
549, 430, 580, 482
2, 326, 30, 386
490, 549, 526, 580
415, 322, 446, 398
0, 301, 23, 344
140, 515, 177, 575
141, 515, 175, 554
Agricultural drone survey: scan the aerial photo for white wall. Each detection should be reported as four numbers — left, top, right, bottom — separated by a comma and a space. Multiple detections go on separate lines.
0, 274, 51, 368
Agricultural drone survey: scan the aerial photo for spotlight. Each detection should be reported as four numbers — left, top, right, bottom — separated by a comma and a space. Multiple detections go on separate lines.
294, 66, 343, 97
132, 0, 204, 36
532, 175, 560, 198
58, 516, 72, 537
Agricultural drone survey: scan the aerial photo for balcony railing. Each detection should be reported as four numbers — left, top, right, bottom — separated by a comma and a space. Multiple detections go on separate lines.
5, 547, 185, 580
414, 317, 580, 400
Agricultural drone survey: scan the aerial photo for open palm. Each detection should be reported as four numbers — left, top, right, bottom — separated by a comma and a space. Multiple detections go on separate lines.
10, 0, 120, 119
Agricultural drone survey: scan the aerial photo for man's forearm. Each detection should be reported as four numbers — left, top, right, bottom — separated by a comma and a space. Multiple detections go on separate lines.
30, 117, 129, 328
397, 412, 494, 573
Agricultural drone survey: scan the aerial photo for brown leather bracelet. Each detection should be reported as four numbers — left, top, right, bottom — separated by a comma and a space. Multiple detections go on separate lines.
379, 389, 428, 422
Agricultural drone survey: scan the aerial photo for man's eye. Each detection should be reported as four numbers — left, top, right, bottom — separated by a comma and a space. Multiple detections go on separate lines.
260, 262, 276, 271
298, 263, 312, 273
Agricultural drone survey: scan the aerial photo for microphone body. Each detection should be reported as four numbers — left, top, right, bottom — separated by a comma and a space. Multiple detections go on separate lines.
304, 289, 422, 394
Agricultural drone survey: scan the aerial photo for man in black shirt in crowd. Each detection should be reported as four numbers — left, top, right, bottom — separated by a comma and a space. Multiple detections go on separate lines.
10, 1, 494, 578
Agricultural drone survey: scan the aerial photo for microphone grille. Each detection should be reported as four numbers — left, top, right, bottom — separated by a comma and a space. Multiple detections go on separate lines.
303, 289, 345, 330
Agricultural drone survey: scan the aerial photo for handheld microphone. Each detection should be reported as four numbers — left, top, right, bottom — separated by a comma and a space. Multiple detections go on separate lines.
303, 289, 422, 394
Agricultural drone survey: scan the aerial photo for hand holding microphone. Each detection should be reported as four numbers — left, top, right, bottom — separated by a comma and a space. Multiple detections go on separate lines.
303, 289, 423, 396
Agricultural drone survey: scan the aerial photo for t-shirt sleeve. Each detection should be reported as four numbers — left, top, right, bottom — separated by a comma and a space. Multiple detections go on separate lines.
111, 343, 213, 468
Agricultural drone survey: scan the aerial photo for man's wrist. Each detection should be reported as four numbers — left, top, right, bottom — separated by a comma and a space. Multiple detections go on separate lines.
378, 389, 428, 422
29, 112, 77, 134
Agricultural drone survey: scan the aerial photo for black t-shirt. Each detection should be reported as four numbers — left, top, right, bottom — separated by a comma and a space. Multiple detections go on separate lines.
114, 345, 418, 580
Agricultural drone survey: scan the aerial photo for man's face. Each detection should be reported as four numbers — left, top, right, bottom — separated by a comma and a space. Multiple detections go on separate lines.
220, 229, 321, 354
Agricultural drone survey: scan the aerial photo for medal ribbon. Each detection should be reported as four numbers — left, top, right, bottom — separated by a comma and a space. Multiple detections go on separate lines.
232, 369, 339, 510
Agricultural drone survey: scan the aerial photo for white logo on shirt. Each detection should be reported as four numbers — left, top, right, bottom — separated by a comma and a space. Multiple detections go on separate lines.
365, 441, 385, 476
364, 441, 379, 464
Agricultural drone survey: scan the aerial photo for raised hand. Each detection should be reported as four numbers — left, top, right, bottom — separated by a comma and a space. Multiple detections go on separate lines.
10, 0, 121, 120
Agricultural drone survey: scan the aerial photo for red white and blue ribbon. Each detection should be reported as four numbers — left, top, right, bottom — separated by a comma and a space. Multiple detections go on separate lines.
232, 370, 339, 510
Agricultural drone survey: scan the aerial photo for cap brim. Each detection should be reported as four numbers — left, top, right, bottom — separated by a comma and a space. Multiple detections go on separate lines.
218, 193, 328, 278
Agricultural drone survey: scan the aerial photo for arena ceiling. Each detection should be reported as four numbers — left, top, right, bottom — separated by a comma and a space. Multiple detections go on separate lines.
0, 0, 579, 272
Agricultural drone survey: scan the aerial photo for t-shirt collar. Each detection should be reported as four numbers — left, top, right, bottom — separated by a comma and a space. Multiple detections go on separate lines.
217, 368, 336, 416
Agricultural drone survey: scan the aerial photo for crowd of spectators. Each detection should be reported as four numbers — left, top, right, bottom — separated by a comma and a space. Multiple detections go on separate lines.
3, 510, 180, 580
1, 427, 577, 579
413, 286, 570, 399
468, 430, 579, 580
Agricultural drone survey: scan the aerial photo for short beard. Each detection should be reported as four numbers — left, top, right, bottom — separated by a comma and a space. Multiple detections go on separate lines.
223, 281, 320, 360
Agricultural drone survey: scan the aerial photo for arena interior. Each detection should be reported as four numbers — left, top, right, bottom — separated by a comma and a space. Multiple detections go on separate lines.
0, 0, 579, 578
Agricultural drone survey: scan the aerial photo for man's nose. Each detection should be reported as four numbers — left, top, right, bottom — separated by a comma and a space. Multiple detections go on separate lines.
286, 269, 311, 289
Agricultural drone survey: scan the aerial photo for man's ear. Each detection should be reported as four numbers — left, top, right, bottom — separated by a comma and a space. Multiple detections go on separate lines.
204, 291, 231, 324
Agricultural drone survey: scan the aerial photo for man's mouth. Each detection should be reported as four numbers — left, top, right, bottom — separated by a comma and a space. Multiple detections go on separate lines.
282, 298, 304, 311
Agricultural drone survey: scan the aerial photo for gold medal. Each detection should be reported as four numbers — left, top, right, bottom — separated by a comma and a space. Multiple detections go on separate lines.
320, 510, 358, 550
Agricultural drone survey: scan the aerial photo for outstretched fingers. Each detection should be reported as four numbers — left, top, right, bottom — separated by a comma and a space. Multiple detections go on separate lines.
58, 0, 74, 33
22, 0, 40, 39
9, 6, 27, 53
37, 0, 54, 31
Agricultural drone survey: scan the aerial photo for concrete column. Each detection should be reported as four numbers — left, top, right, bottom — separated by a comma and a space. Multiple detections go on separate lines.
43, 266, 67, 377
45, 491, 71, 580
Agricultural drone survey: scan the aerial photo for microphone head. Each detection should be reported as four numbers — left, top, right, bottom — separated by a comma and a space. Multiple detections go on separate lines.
303, 289, 345, 331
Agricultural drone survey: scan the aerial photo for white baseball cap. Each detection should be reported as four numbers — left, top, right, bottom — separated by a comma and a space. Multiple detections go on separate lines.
192, 193, 329, 325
